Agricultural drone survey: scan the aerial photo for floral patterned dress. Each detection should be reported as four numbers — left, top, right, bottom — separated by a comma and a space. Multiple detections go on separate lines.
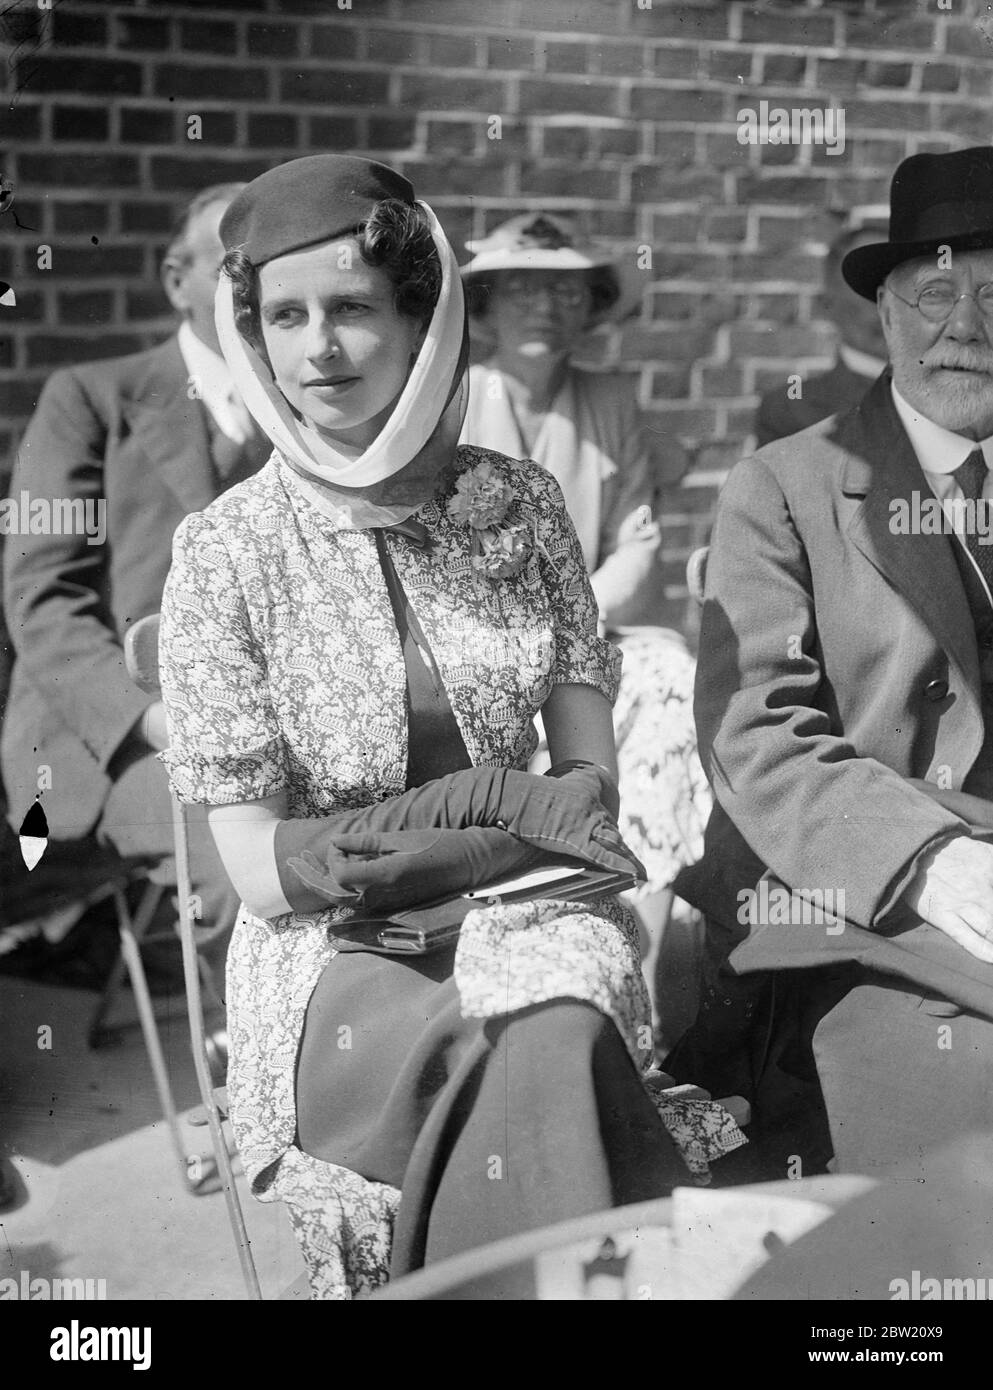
158, 445, 743, 1297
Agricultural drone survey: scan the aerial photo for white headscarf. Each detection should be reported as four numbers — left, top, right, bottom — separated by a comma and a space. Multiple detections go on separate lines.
214, 200, 468, 527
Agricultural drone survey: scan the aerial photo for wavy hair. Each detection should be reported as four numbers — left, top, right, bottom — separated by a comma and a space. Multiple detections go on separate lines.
222, 198, 443, 357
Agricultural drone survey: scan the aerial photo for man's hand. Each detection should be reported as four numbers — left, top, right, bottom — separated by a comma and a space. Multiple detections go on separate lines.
139, 700, 170, 752
904, 835, 993, 962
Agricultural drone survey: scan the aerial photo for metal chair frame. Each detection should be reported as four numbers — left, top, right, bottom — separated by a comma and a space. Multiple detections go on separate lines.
121, 613, 262, 1299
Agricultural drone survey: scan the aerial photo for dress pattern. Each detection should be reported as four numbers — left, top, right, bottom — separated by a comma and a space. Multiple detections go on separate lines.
158, 445, 741, 1298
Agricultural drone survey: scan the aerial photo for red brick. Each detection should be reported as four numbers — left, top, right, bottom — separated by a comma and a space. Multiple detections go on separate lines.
405, 158, 510, 200
631, 87, 725, 122
40, 244, 146, 277
281, 67, 388, 105
400, 73, 506, 111
120, 202, 176, 235
23, 57, 142, 96
518, 163, 622, 201
728, 324, 827, 357
0, 338, 15, 370
628, 6, 729, 42
486, 36, 536, 71
598, 126, 640, 158
303, 22, 360, 62
843, 98, 926, 131
247, 113, 301, 148
705, 49, 753, 84
367, 116, 418, 151
944, 21, 993, 58
863, 59, 914, 90
764, 54, 810, 86
150, 155, 269, 192
597, 41, 647, 78
119, 107, 175, 144
114, 15, 171, 51
126, 288, 171, 320
189, 112, 238, 146
309, 115, 361, 147
935, 103, 993, 143
845, 16, 935, 51
646, 127, 698, 168
544, 42, 591, 76
653, 44, 705, 81
426, 33, 478, 68
179, 20, 238, 55
249, 23, 301, 58
0, 104, 42, 142
520, 77, 622, 117
696, 362, 746, 396
654, 249, 730, 282
920, 62, 961, 95
51, 11, 108, 47
737, 173, 834, 205
53, 202, 110, 235
740, 9, 835, 47
751, 294, 804, 324
425, 120, 478, 156
26, 335, 145, 368
2, 378, 48, 417
815, 58, 865, 89
542, 126, 593, 160
362, 27, 418, 66
53, 106, 110, 141
155, 64, 270, 102
706, 210, 748, 243
732, 250, 824, 284
586, 208, 637, 238
57, 290, 115, 325
21, 154, 140, 189
648, 213, 701, 244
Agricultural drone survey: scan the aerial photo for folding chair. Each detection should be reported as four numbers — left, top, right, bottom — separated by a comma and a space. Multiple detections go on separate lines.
123, 613, 262, 1300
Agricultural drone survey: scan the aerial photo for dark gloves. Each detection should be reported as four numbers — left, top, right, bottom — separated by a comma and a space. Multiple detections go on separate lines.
282, 825, 548, 913
274, 762, 644, 913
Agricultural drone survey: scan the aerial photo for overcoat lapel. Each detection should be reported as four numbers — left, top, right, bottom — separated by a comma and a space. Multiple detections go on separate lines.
839, 373, 982, 712
123, 337, 217, 515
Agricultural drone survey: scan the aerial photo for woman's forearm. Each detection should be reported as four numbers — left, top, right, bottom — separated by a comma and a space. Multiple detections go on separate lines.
207, 798, 294, 920
541, 682, 619, 783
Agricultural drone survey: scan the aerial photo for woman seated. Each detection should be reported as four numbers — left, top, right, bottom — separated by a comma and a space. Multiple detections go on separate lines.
158, 156, 743, 1299
458, 213, 711, 1048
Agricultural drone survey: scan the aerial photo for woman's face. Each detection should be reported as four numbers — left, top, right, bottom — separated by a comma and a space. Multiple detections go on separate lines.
486, 269, 593, 358
258, 237, 425, 448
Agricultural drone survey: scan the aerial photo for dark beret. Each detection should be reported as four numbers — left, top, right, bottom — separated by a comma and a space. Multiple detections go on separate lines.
219, 154, 415, 268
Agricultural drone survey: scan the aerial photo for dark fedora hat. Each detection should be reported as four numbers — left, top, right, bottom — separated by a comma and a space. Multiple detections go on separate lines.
842, 146, 993, 301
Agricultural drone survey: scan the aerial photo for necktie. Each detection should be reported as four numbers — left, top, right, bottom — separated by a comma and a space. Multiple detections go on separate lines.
951, 449, 993, 598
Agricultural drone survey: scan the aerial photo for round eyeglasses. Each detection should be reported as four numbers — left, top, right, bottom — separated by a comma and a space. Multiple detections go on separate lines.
500, 277, 589, 307
887, 283, 993, 322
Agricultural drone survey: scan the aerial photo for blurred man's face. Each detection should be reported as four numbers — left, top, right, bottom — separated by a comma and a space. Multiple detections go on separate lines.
823, 229, 889, 360
879, 248, 993, 439
161, 199, 229, 354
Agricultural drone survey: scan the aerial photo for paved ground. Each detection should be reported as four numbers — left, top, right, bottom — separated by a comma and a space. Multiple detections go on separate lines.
1, 974, 307, 1300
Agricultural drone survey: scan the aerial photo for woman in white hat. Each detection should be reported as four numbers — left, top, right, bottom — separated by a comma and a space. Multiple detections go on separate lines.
459, 213, 711, 1049
156, 158, 744, 1298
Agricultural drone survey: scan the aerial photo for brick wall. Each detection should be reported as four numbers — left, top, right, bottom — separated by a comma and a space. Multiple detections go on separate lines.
2, 0, 993, 612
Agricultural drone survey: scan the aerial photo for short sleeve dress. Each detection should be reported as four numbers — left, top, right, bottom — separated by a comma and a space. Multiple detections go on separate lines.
158, 443, 742, 1296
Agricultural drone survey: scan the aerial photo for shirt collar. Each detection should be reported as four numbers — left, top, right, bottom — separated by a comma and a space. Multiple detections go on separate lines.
890, 381, 993, 475
177, 320, 237, 409
838, 343, 887, 379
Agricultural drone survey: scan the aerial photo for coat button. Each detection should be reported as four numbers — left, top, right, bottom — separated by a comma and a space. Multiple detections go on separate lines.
923, 679, 948, 701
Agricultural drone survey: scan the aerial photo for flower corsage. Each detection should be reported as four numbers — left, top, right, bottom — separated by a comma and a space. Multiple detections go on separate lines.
447, 460, 553, 584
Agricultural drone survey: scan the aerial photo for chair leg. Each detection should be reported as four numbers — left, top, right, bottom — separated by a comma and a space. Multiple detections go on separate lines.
89, 880, 173, 1048
110, 884, 190, 1189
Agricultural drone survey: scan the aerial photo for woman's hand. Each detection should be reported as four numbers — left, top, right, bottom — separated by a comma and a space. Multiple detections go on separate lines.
591, 509, 662, 628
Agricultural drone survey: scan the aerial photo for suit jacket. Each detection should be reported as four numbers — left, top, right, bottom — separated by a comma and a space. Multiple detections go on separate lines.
1, 337, 266, 838
678, 369, 993, 1017
753, 357, 874, 449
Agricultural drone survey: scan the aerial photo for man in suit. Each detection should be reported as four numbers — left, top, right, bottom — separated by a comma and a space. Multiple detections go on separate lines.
2, 182, 272, 954
754, 209, 890, 447
670, 146, 993, 1183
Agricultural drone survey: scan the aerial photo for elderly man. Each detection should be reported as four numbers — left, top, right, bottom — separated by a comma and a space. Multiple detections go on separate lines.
670, 146, 993, 1181
2, 183, 271, 960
